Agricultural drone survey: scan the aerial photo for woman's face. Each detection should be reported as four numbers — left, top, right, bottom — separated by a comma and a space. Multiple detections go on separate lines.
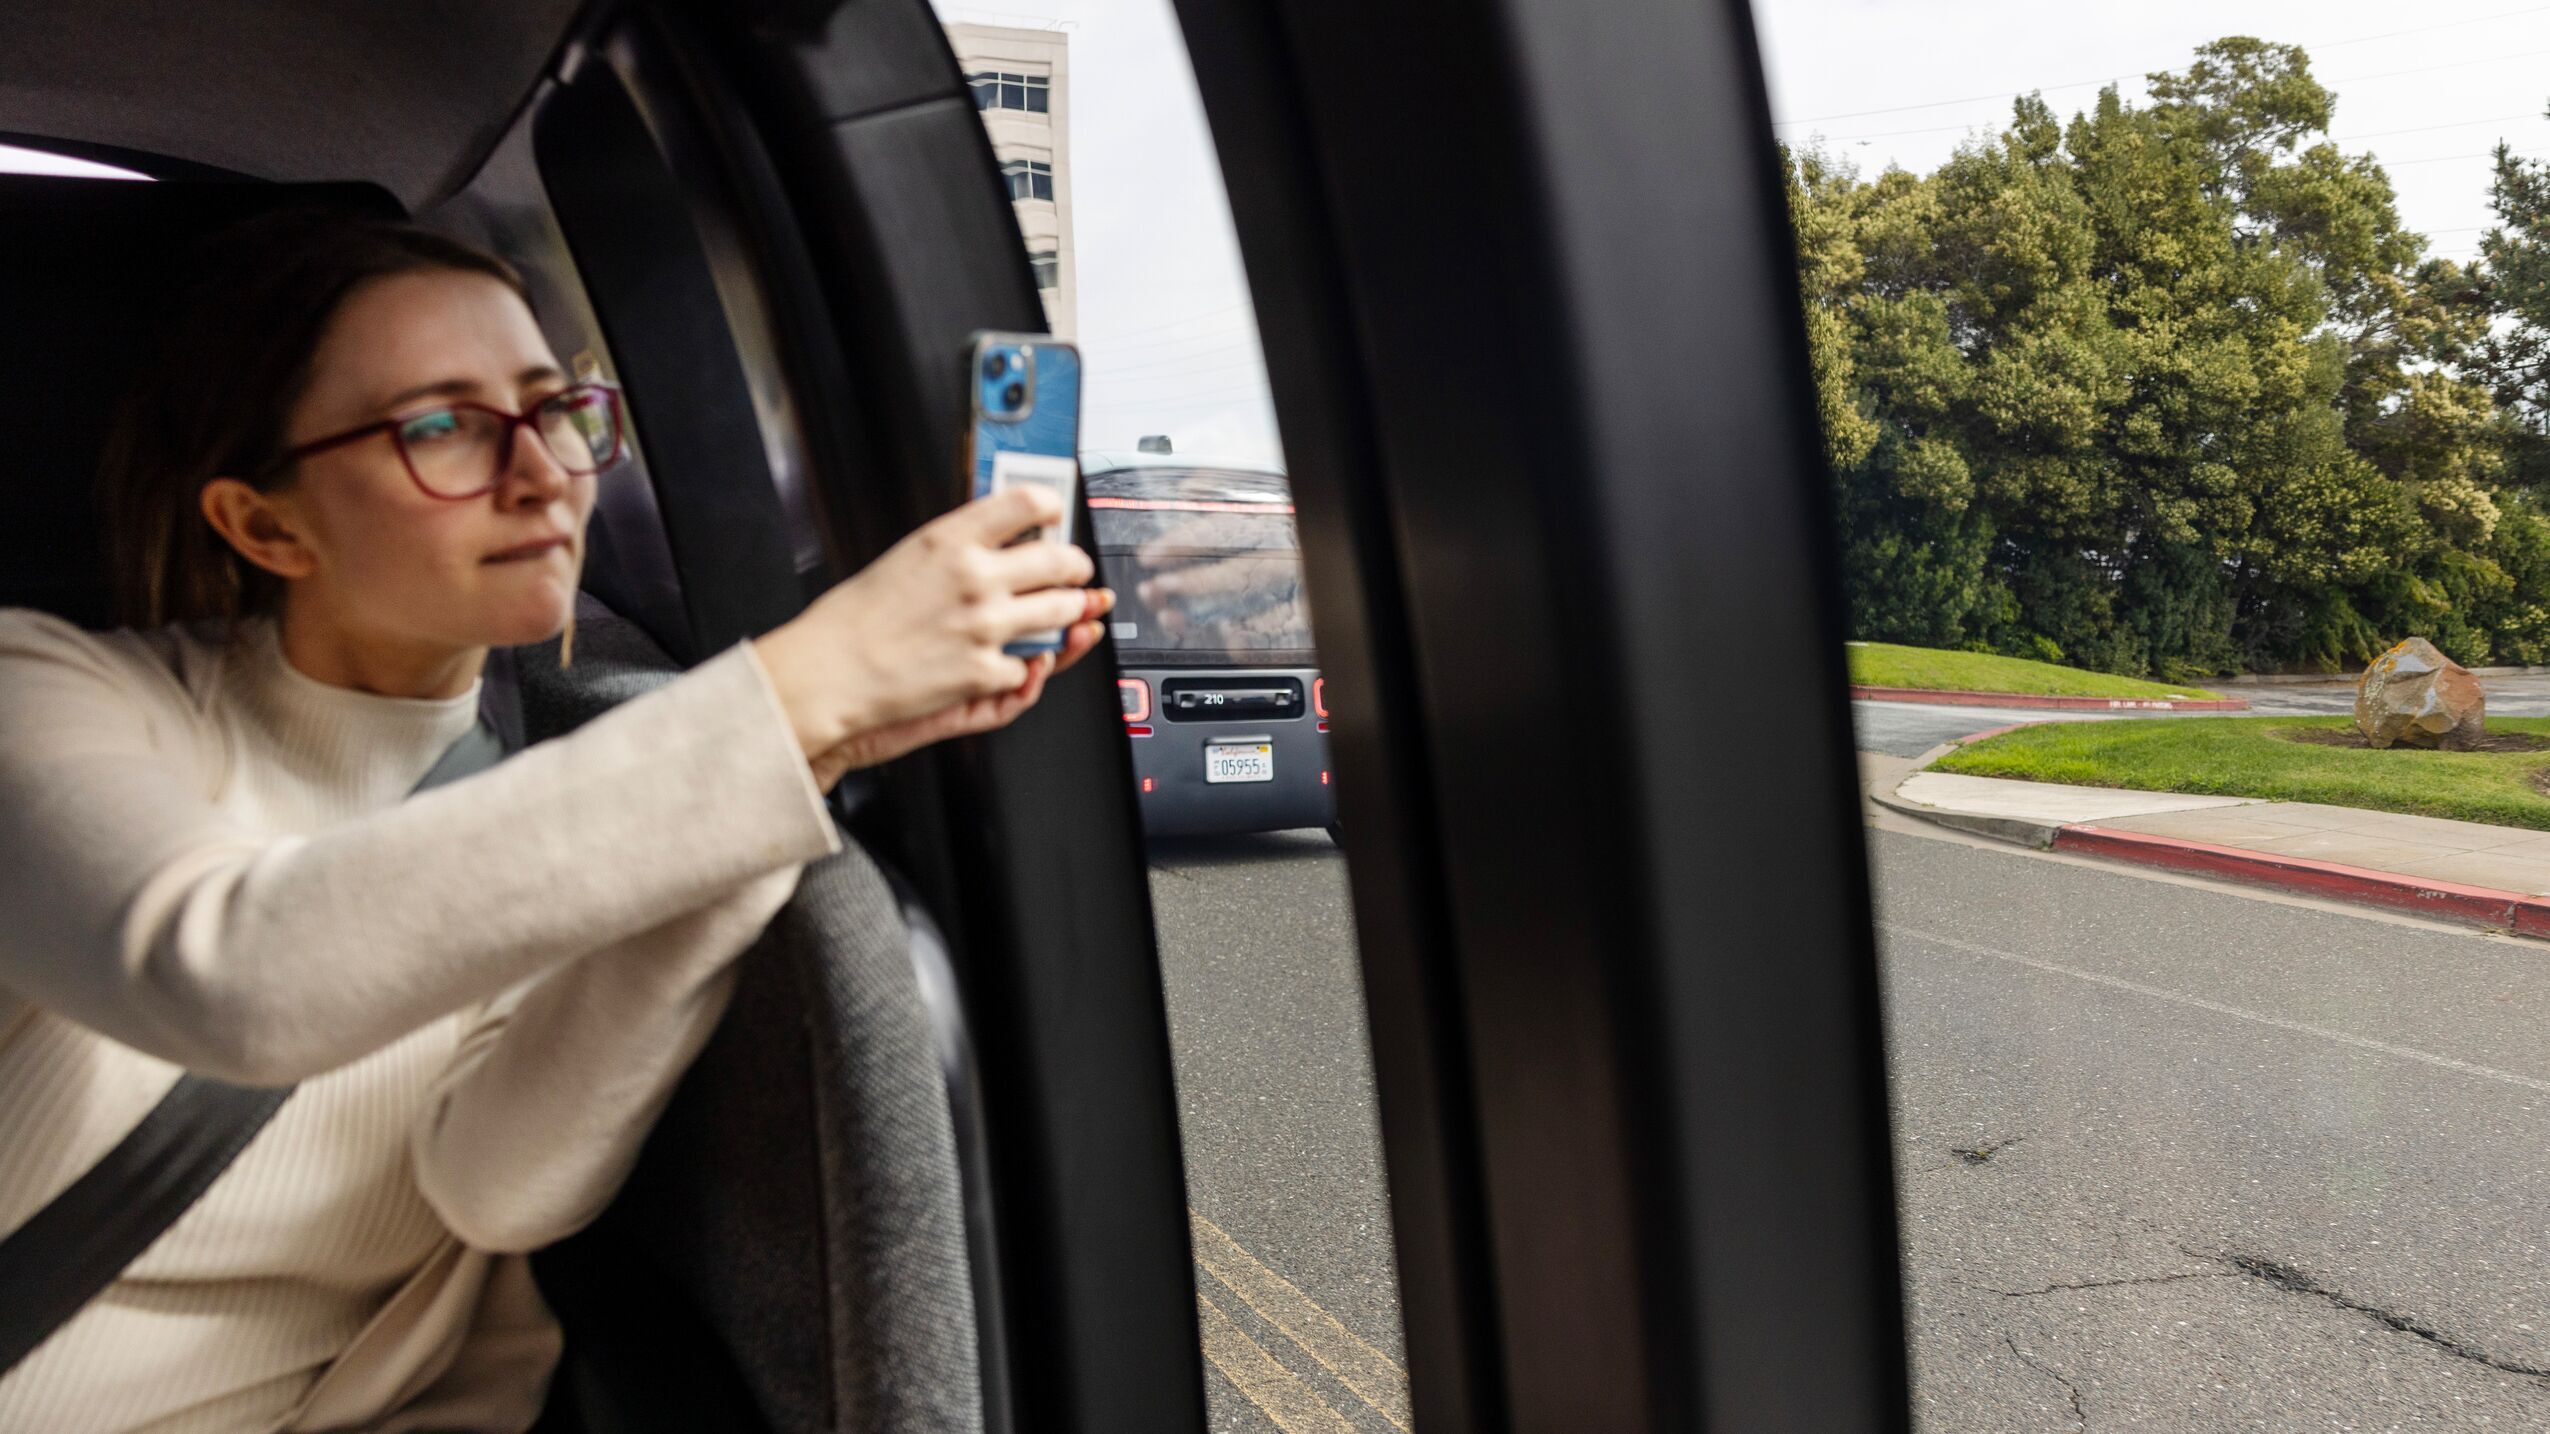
256, 268, 596, 652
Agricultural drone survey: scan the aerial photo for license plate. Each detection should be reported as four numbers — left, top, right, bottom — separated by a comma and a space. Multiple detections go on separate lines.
1205, 743, 1275, 784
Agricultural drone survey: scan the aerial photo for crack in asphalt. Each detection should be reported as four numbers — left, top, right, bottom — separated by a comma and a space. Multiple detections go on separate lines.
1950, 1135, 2027, 1166
1994, 1269, 2239, 1299
2209, 1251, 2550, 1381
2001, 1335, 2088, 1429
1909, 1134, 2032, 1174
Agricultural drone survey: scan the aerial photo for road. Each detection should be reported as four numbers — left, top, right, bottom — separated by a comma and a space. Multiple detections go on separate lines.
1145, 686, 2550, 1430
1149, 831, 1407, 1433
1876, 829, 2550, 1429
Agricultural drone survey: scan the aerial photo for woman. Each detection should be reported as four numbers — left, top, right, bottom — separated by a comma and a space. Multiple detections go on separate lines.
0, 210, 1108, 1431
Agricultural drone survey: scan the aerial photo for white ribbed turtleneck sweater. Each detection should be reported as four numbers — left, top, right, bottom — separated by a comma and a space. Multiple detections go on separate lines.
0, 609, 840, 1432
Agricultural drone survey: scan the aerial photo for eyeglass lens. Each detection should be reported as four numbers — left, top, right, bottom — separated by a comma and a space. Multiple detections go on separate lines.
394, 388, 620, 496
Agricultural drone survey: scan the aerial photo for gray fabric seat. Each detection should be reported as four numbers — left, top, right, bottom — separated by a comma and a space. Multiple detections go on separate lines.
520, 598, 982, 1434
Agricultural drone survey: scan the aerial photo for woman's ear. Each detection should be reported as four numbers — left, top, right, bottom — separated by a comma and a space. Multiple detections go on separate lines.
200, 478, 319, 582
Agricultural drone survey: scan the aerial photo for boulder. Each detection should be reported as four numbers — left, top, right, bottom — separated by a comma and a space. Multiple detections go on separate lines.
2355, 638, 2486, 750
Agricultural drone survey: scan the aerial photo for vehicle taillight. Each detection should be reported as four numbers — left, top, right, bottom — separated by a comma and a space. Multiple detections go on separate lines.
1118, 678, 1151, 723
1125, 724, 1154, 737
1141, 777, 1155, 793
1313, 676, 1327, 719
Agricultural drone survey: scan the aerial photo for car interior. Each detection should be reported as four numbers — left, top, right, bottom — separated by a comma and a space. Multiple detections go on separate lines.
0, 1, 1900, 1430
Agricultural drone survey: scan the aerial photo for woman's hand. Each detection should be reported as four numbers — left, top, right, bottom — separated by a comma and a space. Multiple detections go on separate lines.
753, 485, 1112, 790
803, 616, 1106, 787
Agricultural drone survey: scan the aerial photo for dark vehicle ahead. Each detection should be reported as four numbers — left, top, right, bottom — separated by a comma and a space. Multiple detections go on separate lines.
1085, 454, 1335, 838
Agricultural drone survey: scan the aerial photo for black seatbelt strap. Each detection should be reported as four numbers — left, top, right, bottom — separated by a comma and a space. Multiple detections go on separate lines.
0, 657, 520, 1378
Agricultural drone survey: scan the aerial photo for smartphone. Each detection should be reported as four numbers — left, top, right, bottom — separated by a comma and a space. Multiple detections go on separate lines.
965, 330, 1083, 656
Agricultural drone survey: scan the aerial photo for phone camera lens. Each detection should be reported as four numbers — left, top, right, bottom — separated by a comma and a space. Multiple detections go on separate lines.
986, 351, 1010, 379
1002, 381, 1027, 409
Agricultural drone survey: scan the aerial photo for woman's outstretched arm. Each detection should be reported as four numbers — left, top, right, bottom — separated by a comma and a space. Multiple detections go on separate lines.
0, 611, 839, 1085
407, 868, 798, 1252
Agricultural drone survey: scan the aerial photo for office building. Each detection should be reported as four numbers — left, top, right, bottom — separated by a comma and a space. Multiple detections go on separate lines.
945, 20, 1076, 338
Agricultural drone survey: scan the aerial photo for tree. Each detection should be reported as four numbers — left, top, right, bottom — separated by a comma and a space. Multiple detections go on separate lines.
1786, 37, 2529, 675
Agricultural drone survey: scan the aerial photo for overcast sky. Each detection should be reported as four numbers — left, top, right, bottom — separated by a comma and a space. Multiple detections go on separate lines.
1754, 0, 2550, 266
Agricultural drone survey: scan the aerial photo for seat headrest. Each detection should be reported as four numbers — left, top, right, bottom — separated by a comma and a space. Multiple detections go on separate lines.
0, 175, 399, 627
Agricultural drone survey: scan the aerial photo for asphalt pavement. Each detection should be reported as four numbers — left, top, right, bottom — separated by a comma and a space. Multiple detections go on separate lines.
1144, 676, 2550, 1430
1877, 829, 2550, 1429
1147, 830, 1407, 1433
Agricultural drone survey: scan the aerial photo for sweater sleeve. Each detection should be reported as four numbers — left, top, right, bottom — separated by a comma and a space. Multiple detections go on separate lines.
408, 865, 799, 1252
0, 613, 841, 1085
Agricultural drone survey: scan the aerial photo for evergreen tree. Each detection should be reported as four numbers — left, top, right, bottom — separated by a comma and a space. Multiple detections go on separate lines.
1787, 37, 2531, 674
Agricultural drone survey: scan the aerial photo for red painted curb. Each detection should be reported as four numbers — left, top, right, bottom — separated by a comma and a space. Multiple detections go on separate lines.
1852, 685, 2249, 712
2514, 899, 2550, 941
2053, 825, 2526, 930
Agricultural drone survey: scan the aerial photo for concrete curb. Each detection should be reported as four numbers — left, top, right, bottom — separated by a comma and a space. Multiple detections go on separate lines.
1877, 754, 2550, 937
2053, 825, 2550, 937
1876, 735, 2550, 935
1851, 685, 2250, 713
1869, 786, 2059, 849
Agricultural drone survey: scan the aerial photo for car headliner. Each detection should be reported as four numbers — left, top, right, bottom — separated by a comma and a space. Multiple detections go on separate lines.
0, 0, 586, 206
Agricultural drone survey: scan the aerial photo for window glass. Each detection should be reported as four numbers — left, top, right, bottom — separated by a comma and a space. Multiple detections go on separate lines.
1758, 0, 2550, 1425
1088, 478, 1316, 657
937, 7, 1395, 1431
1000, 159, 1055, 202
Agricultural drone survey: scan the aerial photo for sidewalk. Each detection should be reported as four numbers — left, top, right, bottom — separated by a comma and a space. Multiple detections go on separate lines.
1874, 762, 2550, 939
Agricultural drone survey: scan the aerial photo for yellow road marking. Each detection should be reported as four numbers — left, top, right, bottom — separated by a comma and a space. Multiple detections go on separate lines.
1197, 1290, 1362, 1434
1191, 1212, 1413, 1431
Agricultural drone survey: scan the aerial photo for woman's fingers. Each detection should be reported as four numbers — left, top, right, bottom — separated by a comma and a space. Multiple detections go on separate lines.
1051, 619, 1106, 676
982, 535, 1096, 593
989, 587, 1107, 649
940, 484, 1064, 547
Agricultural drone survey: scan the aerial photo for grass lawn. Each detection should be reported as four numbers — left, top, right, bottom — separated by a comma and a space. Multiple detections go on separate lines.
1934, 715, 2550, 832
1845, 642, 2225, 701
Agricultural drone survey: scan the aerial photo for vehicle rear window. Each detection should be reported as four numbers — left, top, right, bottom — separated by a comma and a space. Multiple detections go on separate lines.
1090, 495, 1314, 660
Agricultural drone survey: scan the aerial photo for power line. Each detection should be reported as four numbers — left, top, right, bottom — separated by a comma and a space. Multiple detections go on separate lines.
2325, 43, 2550, 86
1091, 356, 1270, 385
1075, 300, 1255, 346
2302, 1, 2550, 51
2334, 112, 2549, 143
1101, 381, 1277, 411
1776, 6, 2550, 128
1086, 341, 1264, 375
2379, 150, 2532, 167
1085, 336, 1266, 374
1083, 327, 1260, 364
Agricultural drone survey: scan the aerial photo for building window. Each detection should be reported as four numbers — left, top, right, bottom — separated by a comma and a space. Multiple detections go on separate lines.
1029, 250, 1059, 290
969, 71, 1051, 114
1001, 159, 1055, 202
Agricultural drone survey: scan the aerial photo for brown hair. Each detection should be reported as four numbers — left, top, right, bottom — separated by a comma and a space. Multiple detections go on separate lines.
101, 210, 529, 628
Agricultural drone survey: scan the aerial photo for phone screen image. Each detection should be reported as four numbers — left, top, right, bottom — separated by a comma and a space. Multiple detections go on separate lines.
967, 332, 1083, 654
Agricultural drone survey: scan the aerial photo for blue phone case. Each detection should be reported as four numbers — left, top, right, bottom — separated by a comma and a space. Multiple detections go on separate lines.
967, 332, 1083, 655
